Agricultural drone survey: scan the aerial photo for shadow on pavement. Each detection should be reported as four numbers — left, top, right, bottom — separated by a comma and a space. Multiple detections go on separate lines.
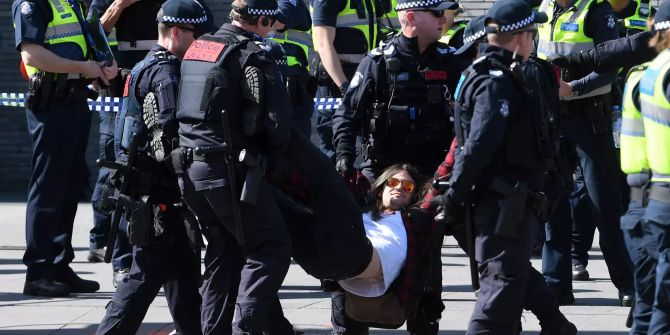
0, 322, 173, 334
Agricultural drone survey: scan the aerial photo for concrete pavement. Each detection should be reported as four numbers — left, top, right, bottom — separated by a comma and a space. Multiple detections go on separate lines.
0, 203, 631, 334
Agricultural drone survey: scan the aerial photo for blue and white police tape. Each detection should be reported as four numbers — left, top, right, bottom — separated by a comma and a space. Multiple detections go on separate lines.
0, 93, 342, 112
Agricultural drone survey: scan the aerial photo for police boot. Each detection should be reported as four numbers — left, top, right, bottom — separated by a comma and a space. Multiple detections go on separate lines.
540, 320, 577, 335
142, 92, 166, 161
241, 66, 264, 136
23, 278, 71, 297
55, 267, 100, 293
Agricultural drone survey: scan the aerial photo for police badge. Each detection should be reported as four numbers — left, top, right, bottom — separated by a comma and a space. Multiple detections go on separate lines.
20, 1, 34, 16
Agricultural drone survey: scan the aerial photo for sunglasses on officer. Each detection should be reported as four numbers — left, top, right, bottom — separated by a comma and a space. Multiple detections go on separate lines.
386, 177, 416, 193
415, 9, 445, 18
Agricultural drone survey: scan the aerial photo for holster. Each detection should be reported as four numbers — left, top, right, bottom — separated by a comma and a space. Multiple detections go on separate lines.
26, 72, 53, 111
490, 178, 528, 239
121, 194, 153, 247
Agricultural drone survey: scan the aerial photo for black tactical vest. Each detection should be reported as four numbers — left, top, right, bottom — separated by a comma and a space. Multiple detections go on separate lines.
364, 40, 453, 170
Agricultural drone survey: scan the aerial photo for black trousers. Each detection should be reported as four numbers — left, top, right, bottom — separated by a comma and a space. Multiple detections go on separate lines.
96, 218, 201, 335
180, 160, 293, 334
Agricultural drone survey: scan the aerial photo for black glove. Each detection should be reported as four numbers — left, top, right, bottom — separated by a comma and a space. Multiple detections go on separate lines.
547, 52, 593, 72
339, 81, 350, 95
430, 193, 464, 227
335, 156, 354, 178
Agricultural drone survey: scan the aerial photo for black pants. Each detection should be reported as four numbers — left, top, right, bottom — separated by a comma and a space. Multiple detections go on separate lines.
180, 160, 292, 334
96, 218, 201, 335
24, 98, 91, 281
468, 194, 566, 334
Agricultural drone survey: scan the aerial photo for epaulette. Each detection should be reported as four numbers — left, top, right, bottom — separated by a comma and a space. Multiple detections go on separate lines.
154, 50, 177, 64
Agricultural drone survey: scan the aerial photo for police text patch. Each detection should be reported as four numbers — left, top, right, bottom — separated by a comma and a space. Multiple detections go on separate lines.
425, 70, 447, 81
183, 41, 226, 62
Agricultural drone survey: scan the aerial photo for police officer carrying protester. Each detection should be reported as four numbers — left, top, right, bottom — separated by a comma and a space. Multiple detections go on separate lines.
12, 0, 117, 297
536, 0, 635, 305
267, 0, 315, 137
95, 0, 215, 333
175, 0, 297, 333
638, 2, 670, 331
433, 0, 578, 333
87, 0, 167, 285
311, 0, 377, 160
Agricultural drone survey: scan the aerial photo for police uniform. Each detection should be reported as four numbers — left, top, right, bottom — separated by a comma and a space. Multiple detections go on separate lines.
13, 0, 104, 297
377, 0, 400, 44
175, 0, 296, 332
96, 1, 216, 333
445, 1, 576, 333
311, 0, 377, 160
88, 0, 167, 278
267, 0, 315, 137
617, 62, 656, 334
621, 0, 654, 35
536, 0, 634, 304
638, 3, 670, 331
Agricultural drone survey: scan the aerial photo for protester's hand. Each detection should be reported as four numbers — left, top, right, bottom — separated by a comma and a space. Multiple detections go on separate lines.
80, 60, 109, 85
335, 156, 354, 178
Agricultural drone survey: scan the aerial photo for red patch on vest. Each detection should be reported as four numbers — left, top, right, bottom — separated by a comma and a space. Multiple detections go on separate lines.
183, 41, 226, 62
122, 74, 132, 97
424, 70, 447, 81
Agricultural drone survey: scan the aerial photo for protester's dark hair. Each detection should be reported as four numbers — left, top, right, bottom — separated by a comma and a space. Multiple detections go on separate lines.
229, 0, 262, 25
367, 163, 423, 220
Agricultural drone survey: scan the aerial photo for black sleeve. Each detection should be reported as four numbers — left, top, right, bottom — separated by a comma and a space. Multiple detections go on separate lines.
13, 0, 51, 50
332, 55, 377, 160
254, 51, 294, 151
590, 30, 655, 73
448, 75, 511, 204
570, 2, 619, 95
311, 0, 342, 27
277, 0, 312, 31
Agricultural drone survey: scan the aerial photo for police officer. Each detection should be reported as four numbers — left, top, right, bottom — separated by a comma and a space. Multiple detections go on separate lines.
638, 2, 670, 331
267, 0, 315, 137
437, 0, 577, 333
441, 18, 468, 48
620, 0, 654, 35
96, 1, 215, 333
88, 0, 166, 285
333, 0, 462, 181
376, 0, 399, 44
13, 0, 117, 297
175, 0, 296, 333
618, 61, 655, 334
311, 0, 377, 160
536, 0, 634, 305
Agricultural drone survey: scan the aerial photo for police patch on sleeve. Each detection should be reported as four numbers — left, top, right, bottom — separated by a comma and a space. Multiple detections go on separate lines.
20, 1, 34, 16
499, 100, 510, 118
349, 71, 363, 89
606, 15, 616, 29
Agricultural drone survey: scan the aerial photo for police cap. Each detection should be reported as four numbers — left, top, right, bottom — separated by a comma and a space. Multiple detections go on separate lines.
157, 0, 217, 35
236, 0, 280, 17
454, 15, 486, 55
654, 0, 670, 31
395, 0, 459, 12
484, 0, 548, 34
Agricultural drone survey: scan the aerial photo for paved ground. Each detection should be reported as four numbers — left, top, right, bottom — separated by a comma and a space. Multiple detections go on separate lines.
0, 202, 632, 334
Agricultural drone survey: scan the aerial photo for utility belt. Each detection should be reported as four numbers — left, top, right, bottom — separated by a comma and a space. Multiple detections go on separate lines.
630, 186, 650, 206
26, 71, 95, 110
487, 177, 549, 238
649, 184, 670, 204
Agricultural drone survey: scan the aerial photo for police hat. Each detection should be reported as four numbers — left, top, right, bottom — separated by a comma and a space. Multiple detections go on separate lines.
654, 0, 670, 31
395, 0, 459, 12
236, 0, 280, 17
454, 15, 486, 55
484, 0, 548, 34
157, 0, 217, 35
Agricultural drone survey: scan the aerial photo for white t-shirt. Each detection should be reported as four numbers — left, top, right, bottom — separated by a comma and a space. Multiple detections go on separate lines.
339, 211, 408, 297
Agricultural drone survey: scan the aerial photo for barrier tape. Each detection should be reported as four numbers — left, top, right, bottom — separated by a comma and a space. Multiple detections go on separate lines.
0, 93, 342, 112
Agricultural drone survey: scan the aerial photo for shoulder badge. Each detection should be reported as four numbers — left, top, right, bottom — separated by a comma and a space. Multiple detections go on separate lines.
183, 40, 226, 62
607, 15, 616, 29
499, 100, 510, 117
489, 69, 503, 77
20, 1, 34, 16
350, 71, 364, 89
